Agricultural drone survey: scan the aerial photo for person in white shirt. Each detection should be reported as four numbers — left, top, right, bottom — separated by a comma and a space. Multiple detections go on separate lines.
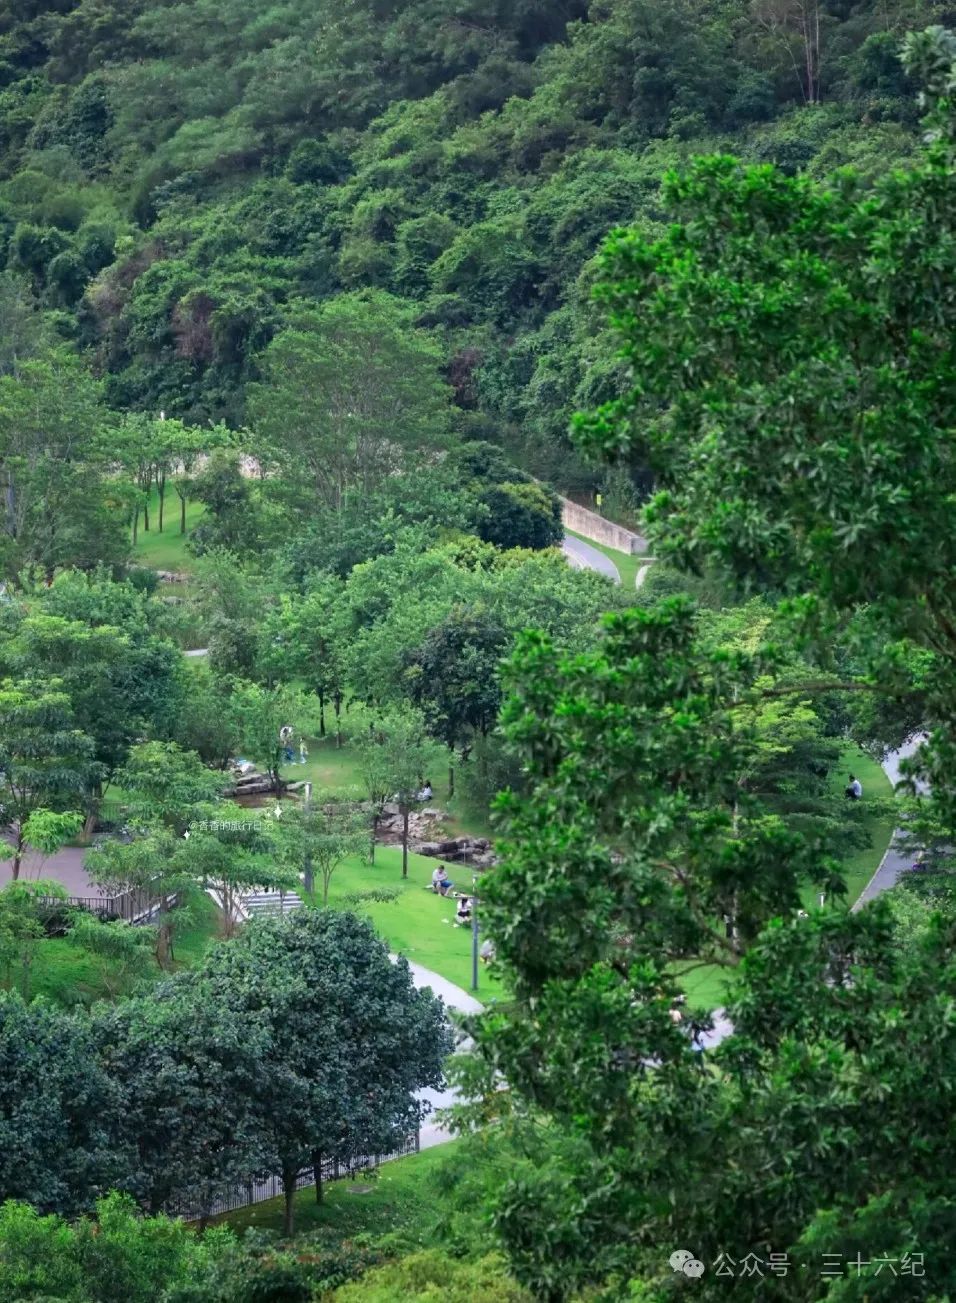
431, 864, 453, 895
844, 774, 863, 800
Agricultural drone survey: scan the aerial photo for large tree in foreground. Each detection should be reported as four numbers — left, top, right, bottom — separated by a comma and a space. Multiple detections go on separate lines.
94, 984, 270, 1216
0, 993, 118, 1215
463, 30, 956, 1302
196, 910, 451, 1235
575, 24, 956, 821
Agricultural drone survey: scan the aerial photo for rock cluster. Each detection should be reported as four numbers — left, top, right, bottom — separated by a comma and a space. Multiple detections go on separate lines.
222, 763, 307, 799
418, 837, 495, 867
375, 804, 496, 865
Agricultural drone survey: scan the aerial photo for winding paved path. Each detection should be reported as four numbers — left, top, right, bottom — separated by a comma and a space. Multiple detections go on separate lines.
853, 736, 929, 910
400, 959, 483, 1150
562, 534, 621, 584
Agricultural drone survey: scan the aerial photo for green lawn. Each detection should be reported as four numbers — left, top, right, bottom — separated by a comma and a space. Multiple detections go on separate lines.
278, 736, 367, 796
317, 844, 502, 1001
273, 738, 500, 997
132, 487, 203, 572
280, 737, 495, 839
821, 742, 895, 906
215, 1142, 455, 1239
674, 963, 732, 1011
24, 892, 222, 1008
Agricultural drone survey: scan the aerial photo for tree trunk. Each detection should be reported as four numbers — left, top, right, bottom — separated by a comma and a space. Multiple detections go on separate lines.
132, 504, 139, 545
448, 759, 455, 799
318, 690, 326, 738
402, 808, 409, 878
11, 827, 24, 881
156, 918, 172, 970
157, 470, 166, 532
83, 778, 104, 841
179, 493, 187, 534
303, 851, 314, 898
142, 486, 150, 532
4, 472, 16, 539
370, 812, 377, 864
282, 1170, 296, 1236
334, 694, 342, 748
312, 1150, 324, 1203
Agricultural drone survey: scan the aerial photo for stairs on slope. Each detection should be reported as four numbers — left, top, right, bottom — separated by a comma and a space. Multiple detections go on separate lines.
240, 888, 304, 918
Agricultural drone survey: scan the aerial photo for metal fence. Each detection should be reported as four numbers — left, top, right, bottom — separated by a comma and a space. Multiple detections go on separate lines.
40, 887, 170, 924
94, 799, 129, 829
163, 1130, 420, 1221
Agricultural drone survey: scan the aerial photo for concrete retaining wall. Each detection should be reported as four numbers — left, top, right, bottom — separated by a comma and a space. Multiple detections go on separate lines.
560, 497, 649, 555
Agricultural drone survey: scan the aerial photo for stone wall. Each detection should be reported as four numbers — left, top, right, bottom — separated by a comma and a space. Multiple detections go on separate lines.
559, 497, 649, 555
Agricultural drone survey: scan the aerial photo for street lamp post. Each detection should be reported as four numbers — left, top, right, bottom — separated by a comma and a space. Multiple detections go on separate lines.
471, 871, 479, 993
302, 782, 314, 899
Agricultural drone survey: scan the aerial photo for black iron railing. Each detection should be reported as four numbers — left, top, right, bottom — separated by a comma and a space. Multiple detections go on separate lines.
162, 1130, 421, 1221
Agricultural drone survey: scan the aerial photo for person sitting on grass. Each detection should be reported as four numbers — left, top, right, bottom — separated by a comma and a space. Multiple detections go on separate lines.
844, 773, 863, 800
431, 864, 453, 896
455, 896, 472, 926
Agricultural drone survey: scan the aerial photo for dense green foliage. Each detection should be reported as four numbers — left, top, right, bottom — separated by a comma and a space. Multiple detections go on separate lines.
0, 0, 943, 495
1, 909, 448, 1229
460, 27, 956, 1301
1, 5, 954, 1299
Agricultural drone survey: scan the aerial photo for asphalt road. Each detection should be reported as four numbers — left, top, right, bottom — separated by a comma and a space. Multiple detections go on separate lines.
561, 534, 621, 584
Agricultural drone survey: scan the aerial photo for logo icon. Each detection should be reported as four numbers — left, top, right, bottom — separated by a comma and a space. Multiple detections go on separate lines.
670, 1249, 705, 1278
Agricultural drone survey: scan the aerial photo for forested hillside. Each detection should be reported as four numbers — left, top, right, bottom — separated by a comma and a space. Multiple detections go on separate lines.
0, 0, 948, 496
1, 4, 956, 1300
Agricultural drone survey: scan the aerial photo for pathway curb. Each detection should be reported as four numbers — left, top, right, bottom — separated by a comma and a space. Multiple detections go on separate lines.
394, 956, 483, 1151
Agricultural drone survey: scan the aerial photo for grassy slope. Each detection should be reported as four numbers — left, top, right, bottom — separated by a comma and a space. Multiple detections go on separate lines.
216, 1142, 455, 1237
27, 892, 222, 1007
822, 743, 895, 906
283, 736, 495, 841
278, 736, 367, 795
132, 487, 203, 571
318, 844, 503, 1001
280, 740, 499, 994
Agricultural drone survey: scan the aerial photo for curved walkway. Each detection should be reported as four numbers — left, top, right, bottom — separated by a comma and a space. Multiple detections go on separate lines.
398, 958, 482, 1151
562, 534, 621, 584
853, 736, 929, 910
